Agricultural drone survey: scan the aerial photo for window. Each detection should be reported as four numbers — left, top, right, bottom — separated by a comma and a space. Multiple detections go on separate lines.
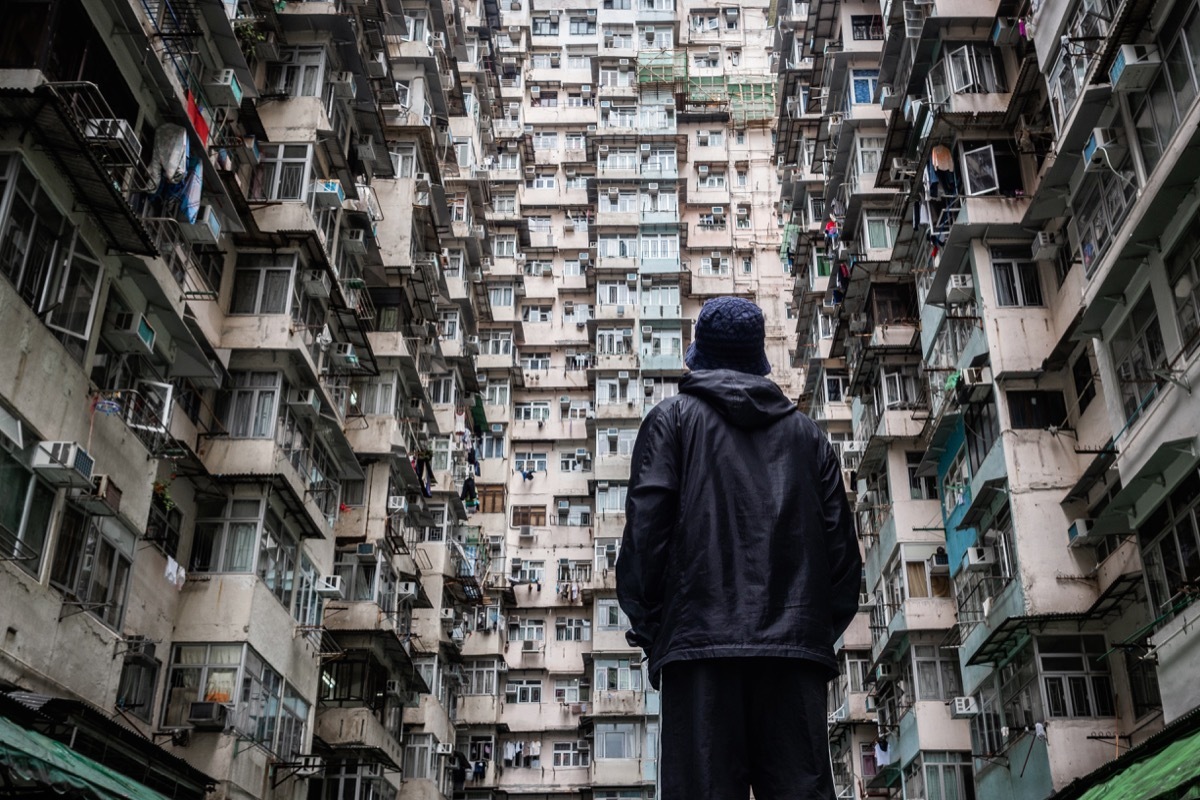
992, 249, 1044, 306
553, 741, 591, 767
505, 679, 543, 703
964, 396, 1000, 475
1166, 217, 1200, 352
489, 285, 514, 307
494, 236, 518, 257
0, 440, 55, 575
162, 643, 309, 755
522, 304, 553, 322
597, 599, 631, 629
851, 14, 884, 40
145, 494, 183, 559
518, 352, 549, 371
465, 659, 500, 695
857, 136, 885, 176
907, 452, 938, 500
508, 617, 546, 640
220, 371, 280, 438
480, 428, 506, 458
556, 617, 591, 641
231, 253, 296, 314
403, 733, 433, 779
942, 446, 969, 518
863, 212, 895, 250
945, 45, 1005, 93
911, 645, 962, 700
117, 654, 160, 722
265, 46, 326, 96
569, 17, 596, 34
514, 401, 551, 421
514, 452, 549, 473
1006, 390, 1068, 429
594, 658, 642, 691
532, 17, 559, 35
1110, 289, 1166, 422
1139, 469, 1200, 616
253, 144, 312, 201
961, 144, 1000, 196
851, 69, 879, 104
512, 505, 547, 526
1037, 634, 1115, 718
594, 722, 638, 758
50, 511, 134, 628
597, 483, 627, 513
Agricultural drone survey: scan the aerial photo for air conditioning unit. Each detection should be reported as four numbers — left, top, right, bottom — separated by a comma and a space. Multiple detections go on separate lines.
385, 679, 404, 696
617, 371, 630, 382
206, 69, 244, 108
530, 86, 541, 96
315, 575, 344, 599
436, 742, 454, 755
440, 607, 457, 623
287, 388, 322, 418
332, 343, 359, 367
302, 269, 331, 299
697, 164, 710, 176
72, 474, 122, 516
110, 311, 156, 354
952, 696, 980, 718
858, 592, 873, 609
966, 546, 997, 571
342, 228, 368, 255
397, 581, 418, 601
708, 45, 720, 54
648, 182, 659, 193
367, 53, 388, 79
961, 366, 992, 386
558, 500, 572, 513
523, 639, 538, 651
519, 525, 534, 538
491, 423, 505, 433
388, 495, 409, 514
32, 441, 95, 487
1082, 128, 1126, 171
641, 325, 653, 339
1067, 517, 1098, 548
310, 179, 345, 207
1109, 43, 1161, 92
184, 205, 222, 244
1032, 231, 1060, 261
187, 702, 230, 731
331, 71, 357, 98
876, 663, 894, 679
928, 549, 950, 575
946, 274, 974, 304
357, 542, 378, 561
889, 157, 917, 182
737, 206, 749, 217
711, 206, 725, 216
83, 118, 140, 156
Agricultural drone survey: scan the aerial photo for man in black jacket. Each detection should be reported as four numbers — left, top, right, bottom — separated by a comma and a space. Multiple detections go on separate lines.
617, 296, 861, 800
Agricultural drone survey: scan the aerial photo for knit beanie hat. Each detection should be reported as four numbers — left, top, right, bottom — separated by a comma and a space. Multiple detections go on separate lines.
684, 296, 771, 376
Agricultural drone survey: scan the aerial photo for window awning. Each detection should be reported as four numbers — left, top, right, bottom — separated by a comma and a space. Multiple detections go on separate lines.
1072, 725, 1200, 800
0, 716, 172, 800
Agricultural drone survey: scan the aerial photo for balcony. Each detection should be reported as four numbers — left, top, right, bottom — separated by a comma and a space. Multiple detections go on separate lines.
590, 690, 645, 716
870, 596, 958, 663
0, 81, 156, 255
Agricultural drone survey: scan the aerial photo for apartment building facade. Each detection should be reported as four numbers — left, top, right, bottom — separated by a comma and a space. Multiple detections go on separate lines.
0, 0, 794, 798
776, 0, 1200, 798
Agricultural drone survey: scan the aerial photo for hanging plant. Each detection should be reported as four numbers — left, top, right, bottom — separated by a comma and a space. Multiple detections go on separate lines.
153, 476, 176, 512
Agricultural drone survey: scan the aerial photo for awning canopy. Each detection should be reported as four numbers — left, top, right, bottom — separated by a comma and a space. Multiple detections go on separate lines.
0, 715, 172, 800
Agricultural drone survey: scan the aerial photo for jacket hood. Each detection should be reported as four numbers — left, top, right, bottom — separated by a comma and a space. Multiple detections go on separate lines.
679, 369, 797, 429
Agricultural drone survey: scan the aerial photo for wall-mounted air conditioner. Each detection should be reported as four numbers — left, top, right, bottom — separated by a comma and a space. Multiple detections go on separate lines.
184, 205, 222, 244
32, 441, 95, 487
1031, 231, 1060, 261
332, 343, 359, 367
952, 696, 980, 718
315, 575, 344, 599
206, 69, 244, 108
397, 581, 418, 601
110, 311, 156, 354
1109, 43, 1161, 92
946, 273, 974, 304
187, 702, 229, 731
388, 495, 409, 514
342, 228, 368, 255
966, 546, 997, 571
287, 388, 321, 419
356, 542, 377, 560
72, 474, 123, 516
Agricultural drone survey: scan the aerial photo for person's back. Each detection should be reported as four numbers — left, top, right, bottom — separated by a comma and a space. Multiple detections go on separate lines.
617, 296, 860, 800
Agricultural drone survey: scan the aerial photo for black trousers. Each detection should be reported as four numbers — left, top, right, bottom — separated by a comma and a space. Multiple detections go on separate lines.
660, 658, 835, 800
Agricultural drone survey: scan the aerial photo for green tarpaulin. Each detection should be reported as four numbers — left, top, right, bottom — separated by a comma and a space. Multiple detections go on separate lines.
0, 715, 171, 800
1075, 727, 1200, 800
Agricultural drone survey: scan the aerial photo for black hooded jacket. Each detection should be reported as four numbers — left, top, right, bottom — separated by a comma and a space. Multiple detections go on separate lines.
616, 369, 860, 688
